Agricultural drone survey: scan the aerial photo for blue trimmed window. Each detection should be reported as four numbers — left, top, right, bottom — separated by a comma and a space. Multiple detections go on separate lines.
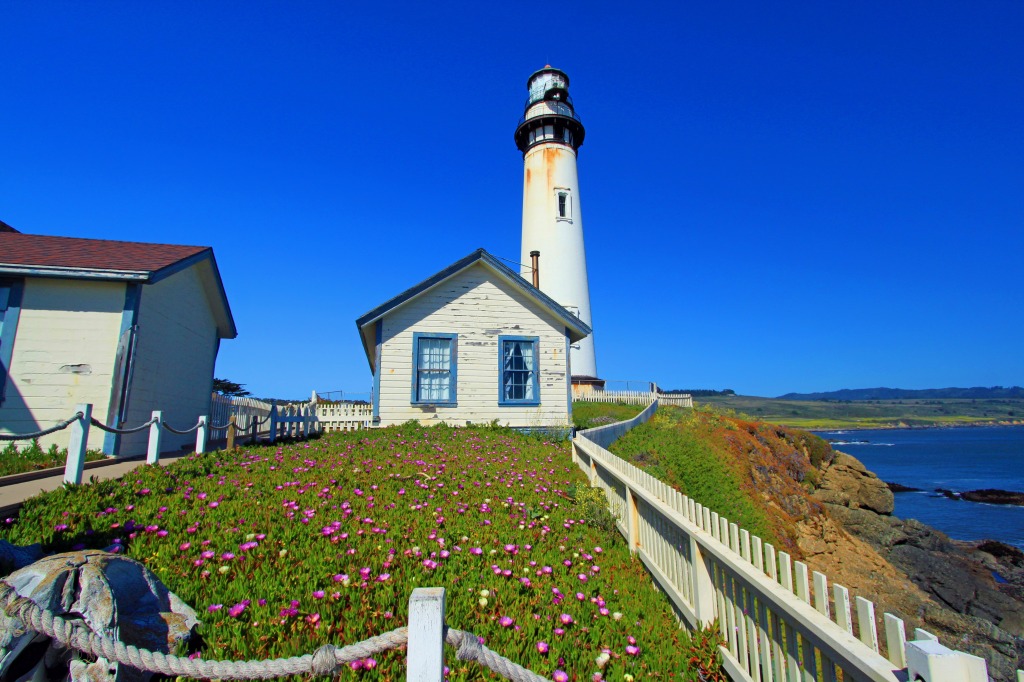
411, 332, 457, 405
0, 279, 23, 404
499, 335, 540, 405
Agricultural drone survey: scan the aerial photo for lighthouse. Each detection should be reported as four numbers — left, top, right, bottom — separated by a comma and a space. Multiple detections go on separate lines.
515, 66, 599, 382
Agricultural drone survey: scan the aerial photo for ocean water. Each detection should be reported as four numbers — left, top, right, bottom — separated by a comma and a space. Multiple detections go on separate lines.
814, 426, 1024, 550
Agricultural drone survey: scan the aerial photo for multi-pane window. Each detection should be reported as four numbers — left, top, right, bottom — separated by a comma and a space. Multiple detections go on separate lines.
555, 189, 571, 221
412, 333, 457, 404
499, 336, 539, 405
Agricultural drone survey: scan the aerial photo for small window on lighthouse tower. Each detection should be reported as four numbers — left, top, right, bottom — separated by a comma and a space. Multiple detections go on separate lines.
555, 189, 572, 222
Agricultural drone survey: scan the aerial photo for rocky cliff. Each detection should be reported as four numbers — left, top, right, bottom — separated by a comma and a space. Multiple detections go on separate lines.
661, 410, 1024, 679
805, 452, 1024, 680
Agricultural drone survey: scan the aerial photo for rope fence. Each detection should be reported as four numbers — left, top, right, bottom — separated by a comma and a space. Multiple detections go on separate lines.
0, 413, 83, 442
0, 401, 322, 486
89, 417, 158, 435
0, 582, 549, 682
161, 420, 204, 435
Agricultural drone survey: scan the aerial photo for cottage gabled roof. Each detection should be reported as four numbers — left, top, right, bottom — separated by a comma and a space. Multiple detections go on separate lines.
355, 248, 592, 371
0, 233, 208, 274
0, 232, 236, 338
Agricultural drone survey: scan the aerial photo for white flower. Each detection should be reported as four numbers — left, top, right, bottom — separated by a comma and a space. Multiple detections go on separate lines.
478, 597, 488, 607
595, 653, 610, 669
278, 549, 288, 558
612, 612, 623, 621
218, 566, 230, 575
479, 589, 490, 598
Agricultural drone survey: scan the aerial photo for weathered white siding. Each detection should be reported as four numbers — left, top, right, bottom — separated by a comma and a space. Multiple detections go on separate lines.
377, 264, 570, 428
118, 266, 219, 455
0, 279, 124, 451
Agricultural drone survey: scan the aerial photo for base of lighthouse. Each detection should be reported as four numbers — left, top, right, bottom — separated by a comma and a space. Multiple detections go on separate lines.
570, 374, 606, 397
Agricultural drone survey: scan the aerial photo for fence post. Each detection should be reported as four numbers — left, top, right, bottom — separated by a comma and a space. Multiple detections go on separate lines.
407, 587, 446, 682
689, 536, 716, 627
269, 404, 278, 444
196, 415, 208, 454
64, 404, 92, 485
227, 415, 237, 450
625, 486, 640, 552
147, 411, 162, 465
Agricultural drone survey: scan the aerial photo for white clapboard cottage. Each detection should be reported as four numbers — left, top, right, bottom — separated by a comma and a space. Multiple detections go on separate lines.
356, 249, 591, 430
0, 230, 236, 456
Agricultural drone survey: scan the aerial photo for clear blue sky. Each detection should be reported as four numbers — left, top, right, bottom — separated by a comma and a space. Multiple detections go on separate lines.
4, 2, 1022, 399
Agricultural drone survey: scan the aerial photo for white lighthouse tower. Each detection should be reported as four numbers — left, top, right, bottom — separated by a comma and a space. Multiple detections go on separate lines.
515, 66, 599, 382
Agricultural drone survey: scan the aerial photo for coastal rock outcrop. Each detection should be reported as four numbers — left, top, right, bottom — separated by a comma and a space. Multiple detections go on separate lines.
809, 452, 1024, 679
813, 452, 894, 514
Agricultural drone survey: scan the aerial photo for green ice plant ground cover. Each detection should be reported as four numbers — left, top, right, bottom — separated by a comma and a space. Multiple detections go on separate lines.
1, 424, 711, 681
0, 440, 106, 477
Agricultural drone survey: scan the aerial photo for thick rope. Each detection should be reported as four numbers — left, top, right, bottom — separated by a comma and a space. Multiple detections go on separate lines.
209, 421, 232, 431
446, 628, 552, 682
89, 417, 158, 435
0, 582, 550, 682
0, 413, 83, 441
161, 420, 203, 435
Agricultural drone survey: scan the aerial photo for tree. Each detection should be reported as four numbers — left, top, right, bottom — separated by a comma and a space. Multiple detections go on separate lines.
213, 378, 251, 397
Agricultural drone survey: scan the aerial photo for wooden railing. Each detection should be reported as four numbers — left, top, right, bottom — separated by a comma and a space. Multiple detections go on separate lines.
571, 399, 1006, 682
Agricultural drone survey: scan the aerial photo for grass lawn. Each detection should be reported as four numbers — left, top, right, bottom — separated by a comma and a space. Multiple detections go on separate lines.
572, 402, 647, 431
1, 425, 715, 681
696, 395, 1024, 430
608, 407, 779, 546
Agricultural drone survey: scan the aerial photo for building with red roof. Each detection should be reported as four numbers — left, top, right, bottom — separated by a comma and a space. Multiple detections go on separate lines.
0, 229, 236, 455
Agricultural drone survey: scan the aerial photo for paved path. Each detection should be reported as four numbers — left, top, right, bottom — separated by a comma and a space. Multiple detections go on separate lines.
0, 455, 186, 517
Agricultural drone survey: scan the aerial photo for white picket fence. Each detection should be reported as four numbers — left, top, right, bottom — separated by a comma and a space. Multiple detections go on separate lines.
573, 390, 694, 408
572, 399, 1007, 682
313, 402, 372, 432
209, 395, 273, 433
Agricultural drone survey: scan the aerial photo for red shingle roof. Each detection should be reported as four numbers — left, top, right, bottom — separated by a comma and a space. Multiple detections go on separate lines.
0, 233, 209, 274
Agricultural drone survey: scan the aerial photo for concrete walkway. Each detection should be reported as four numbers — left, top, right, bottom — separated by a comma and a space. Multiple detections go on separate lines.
0, 455, 186, 518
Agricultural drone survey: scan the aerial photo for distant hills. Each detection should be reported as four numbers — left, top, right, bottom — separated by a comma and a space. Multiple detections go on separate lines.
776, 387, 1024, 401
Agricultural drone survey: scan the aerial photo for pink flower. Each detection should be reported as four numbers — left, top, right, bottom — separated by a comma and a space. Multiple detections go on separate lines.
499, 616, 514, 628
228, 601, 249, 618
363, 658, 377, 669
536, 641, 549, 654
559, 613, 573, 625
312, 590, 325, 599
207, 604, 222, 612
554, 671, 569, 682
626, 645, 640, 656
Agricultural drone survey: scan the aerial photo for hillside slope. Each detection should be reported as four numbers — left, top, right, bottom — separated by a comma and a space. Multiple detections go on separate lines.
609, 406, 1024, 680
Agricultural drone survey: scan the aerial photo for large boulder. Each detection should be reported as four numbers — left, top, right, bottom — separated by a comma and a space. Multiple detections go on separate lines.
814, 452, 894, 514
0, 549, 199, 682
